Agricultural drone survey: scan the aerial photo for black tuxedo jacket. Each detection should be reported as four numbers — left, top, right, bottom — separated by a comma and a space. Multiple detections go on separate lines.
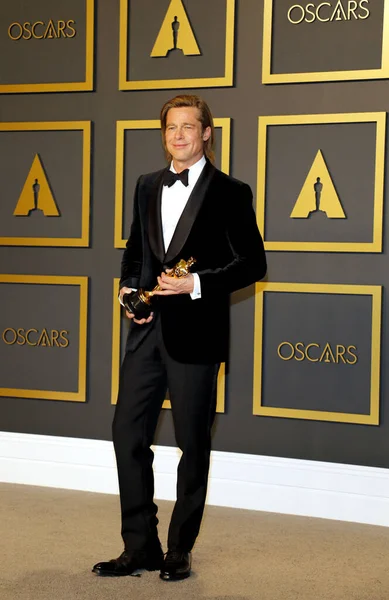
120, 161, 267, 364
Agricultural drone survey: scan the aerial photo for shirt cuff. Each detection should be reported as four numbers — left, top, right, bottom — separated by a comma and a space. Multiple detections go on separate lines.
190, 273, 201, 300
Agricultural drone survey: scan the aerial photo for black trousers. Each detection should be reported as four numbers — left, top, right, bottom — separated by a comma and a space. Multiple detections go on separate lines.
112, 315, 220, 552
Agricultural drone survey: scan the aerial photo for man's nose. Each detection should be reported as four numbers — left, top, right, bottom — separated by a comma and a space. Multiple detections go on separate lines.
174, 127, 184, 138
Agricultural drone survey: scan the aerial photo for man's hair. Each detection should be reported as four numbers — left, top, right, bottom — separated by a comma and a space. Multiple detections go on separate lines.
160, 94, 215, 164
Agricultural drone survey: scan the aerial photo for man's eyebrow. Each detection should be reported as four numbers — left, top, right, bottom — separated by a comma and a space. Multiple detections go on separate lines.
167, 121, 196, 126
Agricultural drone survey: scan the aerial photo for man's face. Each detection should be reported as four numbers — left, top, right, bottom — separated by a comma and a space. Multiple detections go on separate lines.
165, 106, 211, 170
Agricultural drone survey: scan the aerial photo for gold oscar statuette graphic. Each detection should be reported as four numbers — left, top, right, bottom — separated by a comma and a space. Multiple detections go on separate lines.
290, 150, 346, 218
13, 154, 60, 217
150, 0, 201, 57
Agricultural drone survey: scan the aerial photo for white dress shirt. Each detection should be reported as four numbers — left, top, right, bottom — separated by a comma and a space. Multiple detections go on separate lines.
161, 155, 206, 299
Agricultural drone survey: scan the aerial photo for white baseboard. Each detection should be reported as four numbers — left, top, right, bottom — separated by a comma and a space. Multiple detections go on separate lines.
1, 431, 389, 527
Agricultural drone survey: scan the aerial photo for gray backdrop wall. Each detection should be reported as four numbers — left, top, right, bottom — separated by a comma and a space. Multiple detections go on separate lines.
1, 0, 388, 470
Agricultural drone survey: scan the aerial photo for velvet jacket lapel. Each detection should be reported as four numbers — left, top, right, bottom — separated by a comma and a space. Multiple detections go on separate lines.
147, 169, 166, 263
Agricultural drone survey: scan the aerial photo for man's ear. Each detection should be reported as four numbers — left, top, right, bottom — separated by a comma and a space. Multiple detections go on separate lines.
203, 126, 211, 141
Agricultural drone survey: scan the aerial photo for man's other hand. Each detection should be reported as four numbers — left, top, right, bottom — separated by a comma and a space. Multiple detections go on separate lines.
120, 286, 154, 324
119, 286, 133, 303
127, 312, 154, 325
152, 272, 194, 296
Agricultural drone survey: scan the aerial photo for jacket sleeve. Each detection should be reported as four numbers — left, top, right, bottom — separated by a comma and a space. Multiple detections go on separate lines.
196, 183, 267, 298
119, 177, 143, 290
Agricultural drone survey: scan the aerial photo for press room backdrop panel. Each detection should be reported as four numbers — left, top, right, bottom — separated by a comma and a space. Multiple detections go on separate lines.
1, 0, 389, 469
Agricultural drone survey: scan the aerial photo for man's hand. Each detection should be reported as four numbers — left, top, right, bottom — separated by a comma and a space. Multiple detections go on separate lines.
129, 312, 154, 325
119, 286, 133, 303
152, 271, 194, 296
119, 286, 154, 325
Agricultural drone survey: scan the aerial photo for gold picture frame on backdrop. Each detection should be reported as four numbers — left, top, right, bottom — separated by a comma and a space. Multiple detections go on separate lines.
0, 0, 94, 93
256, 113, 386, 252
111, 278, 225, 411
114, 118, 231, 248
119, 0, 235, 90
0, 275, 88, 402
262, 0, 389, 83
253, 282, 382, 425
0, 121, 91, 247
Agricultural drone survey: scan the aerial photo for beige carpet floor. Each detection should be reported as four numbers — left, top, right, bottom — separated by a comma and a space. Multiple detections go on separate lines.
1, 482, 389, 600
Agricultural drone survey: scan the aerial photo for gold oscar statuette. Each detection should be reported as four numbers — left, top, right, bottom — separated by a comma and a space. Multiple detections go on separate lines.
122, 257, 196, 319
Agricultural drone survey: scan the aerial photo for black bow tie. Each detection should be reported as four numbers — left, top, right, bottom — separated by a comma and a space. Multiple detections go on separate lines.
163, 169, 189, 188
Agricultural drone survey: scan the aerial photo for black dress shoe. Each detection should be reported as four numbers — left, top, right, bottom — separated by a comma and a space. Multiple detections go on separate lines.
160, 550, 192, 581
92, 546, 164, 577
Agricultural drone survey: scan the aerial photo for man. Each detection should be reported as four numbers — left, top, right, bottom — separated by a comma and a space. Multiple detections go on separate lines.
93, 95, 267, 581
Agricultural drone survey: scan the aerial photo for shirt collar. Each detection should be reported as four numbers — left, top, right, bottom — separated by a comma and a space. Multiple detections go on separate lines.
170, 155, 206, 186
